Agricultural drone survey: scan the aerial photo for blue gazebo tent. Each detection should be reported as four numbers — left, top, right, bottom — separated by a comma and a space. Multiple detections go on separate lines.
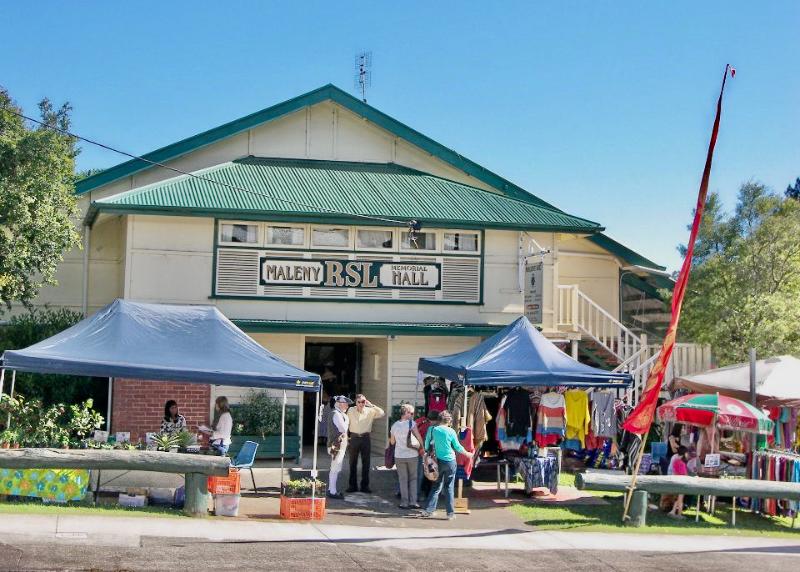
0, 299, 322, 492
418, 316, 632, 388
1, 299, 320, 391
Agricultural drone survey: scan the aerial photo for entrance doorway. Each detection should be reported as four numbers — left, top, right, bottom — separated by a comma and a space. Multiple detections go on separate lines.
303, 342, 361, 445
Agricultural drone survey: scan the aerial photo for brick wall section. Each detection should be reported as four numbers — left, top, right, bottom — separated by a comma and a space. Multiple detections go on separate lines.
112, 379, 210, 443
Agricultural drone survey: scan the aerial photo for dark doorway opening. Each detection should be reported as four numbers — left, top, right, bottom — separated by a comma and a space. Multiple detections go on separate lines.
303, 342, 361, 445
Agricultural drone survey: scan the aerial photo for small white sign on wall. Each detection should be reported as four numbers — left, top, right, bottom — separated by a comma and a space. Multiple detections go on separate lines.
704, 453, 721, 468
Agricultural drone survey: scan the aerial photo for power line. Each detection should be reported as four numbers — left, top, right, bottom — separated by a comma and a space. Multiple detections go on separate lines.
8, 109, 410, 227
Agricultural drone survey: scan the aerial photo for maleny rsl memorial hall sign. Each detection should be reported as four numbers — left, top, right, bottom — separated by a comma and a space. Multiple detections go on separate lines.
260, 257, 441, 290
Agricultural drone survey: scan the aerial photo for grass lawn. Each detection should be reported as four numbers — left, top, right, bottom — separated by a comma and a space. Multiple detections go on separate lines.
513, 476, 800, 538
0, 499, 185, 518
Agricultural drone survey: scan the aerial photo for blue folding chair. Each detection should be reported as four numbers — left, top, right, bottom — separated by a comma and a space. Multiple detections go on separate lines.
231, 440, 260, 495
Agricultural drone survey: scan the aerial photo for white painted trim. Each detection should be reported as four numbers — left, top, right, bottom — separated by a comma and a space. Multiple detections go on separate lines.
81, 225, 91, 316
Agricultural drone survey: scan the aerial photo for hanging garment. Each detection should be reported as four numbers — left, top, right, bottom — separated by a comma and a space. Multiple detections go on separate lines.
514, 456, 559, 495
456, 427, 475, 478
504, 388, 533, 438
591, 391, 617, 438
427, 391, 448, 414
536, 392, 566, 445
564, 390, 590, 449
467, 392, 492, 451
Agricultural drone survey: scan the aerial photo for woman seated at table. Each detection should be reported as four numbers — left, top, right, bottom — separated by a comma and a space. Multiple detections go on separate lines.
201, 396, 233, 456
160, 400, 187, 435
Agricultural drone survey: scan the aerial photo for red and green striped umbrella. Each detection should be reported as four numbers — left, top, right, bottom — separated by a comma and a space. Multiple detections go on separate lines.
656, 393, 774, 434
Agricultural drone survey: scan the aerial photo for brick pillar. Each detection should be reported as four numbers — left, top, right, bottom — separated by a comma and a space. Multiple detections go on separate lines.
111, 379, 211, 443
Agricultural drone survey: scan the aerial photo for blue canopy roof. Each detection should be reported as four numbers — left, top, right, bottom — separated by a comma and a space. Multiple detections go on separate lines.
418, 316, 632, 388
1, 299, 320, 392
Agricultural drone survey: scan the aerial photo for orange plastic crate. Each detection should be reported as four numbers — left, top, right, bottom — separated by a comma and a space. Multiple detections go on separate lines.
279, 495, 326, 520
207, 468, 240, 495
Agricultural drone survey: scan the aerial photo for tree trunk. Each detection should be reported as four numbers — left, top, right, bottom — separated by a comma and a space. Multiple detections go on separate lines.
0, 448, 229, 476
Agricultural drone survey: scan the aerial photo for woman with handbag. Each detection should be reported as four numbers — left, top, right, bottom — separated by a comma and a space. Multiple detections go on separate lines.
421, 410, 472, 520
389, 403, 424, 509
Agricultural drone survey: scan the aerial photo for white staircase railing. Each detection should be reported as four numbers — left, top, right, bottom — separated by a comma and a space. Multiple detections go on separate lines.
557, 284, 644, 363
613, 348, 659, 406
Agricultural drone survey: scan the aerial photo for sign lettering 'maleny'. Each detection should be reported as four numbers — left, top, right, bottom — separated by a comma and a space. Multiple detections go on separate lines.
259, 257, 440, 290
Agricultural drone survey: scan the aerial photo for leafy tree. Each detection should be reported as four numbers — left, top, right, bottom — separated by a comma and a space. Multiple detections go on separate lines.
679, 182, 800, 364
786, 177, 800, 201
0, 88, 81, 310
0, 307, 107, 406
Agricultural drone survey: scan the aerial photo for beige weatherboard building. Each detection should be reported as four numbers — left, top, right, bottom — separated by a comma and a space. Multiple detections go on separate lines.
37, 84, 695, 452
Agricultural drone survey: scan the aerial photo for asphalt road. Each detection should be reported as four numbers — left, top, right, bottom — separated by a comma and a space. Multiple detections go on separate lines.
1, 538, 798, 572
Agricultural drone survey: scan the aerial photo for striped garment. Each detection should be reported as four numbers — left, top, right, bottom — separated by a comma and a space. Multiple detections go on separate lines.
536, 392, 566, 436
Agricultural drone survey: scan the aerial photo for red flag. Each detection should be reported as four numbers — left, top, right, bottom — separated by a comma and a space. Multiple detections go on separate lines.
622, 65, 734, 435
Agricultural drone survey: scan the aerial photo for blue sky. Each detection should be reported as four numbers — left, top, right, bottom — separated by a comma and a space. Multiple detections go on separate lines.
2, 2, 798, 270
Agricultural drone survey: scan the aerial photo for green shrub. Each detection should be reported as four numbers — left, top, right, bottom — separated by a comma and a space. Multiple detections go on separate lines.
231, 391, 282, 439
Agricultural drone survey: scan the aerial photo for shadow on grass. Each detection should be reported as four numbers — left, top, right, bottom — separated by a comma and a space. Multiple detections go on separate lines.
513, 496, 800, 535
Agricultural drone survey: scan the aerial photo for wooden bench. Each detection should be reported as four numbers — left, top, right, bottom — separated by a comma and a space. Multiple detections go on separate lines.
576, 471, 800, 527
0, 448, 230, 517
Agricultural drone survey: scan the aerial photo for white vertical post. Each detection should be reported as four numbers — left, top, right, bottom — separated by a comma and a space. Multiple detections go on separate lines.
281, 390, 287, 484
6, 371, 16, 428
0, 368, 5, 400
310, 388, 320, 513
107, 378, 113, 431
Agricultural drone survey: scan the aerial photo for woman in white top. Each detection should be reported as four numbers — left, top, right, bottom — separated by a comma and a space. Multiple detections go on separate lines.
389, 403, 424, 509
206, 396, 233, 456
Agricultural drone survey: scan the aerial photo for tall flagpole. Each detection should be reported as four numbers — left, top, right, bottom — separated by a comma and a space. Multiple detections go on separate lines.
622, 64, 734, 521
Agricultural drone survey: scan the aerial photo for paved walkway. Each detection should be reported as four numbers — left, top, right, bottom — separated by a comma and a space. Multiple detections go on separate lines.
1, 513, 799, 555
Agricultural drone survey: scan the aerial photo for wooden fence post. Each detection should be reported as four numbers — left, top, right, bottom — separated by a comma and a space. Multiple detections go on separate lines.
184, 472, 209, 517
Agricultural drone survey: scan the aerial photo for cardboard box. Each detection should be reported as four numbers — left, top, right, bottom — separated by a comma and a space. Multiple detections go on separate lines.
118, 494, 147, 508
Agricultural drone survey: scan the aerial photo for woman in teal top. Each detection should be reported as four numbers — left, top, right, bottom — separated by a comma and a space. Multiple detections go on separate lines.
422, 411, 472, 520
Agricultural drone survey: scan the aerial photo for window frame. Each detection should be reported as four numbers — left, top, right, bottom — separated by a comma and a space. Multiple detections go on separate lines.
218, 220, 262, 246
265, 224, 308, 249
355, 227, 397, 252
310, 225, 354, 250
442, 230, 481, 254
399, 230, 439, 253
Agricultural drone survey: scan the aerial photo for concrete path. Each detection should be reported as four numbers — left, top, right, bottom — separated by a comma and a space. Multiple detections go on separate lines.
1, 513, 799, 555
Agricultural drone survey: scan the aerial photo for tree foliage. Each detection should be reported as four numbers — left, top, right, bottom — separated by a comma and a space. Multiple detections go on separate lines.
679, 182, 800, 365
0, 307, 107, 406
0, 88, 81, 310
786, 177, 800, 201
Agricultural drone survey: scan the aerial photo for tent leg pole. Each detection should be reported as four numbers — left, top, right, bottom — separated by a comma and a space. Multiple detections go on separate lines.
107, 378, 113, 432
0, 369, 5, 404
281, 390, 286, 487
311, 390, 320, 513
6, 371, 15, 428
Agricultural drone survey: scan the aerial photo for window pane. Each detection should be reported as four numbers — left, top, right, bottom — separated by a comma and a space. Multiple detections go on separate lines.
401, 231, 436, 250
357, 229, 393, 249
267, 226, 305, 246
221, 223, 258, 244
312, 228, 350, 248
444, 232, 478, 252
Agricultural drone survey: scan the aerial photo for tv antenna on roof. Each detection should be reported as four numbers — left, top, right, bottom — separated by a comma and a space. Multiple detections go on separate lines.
355, 51, 372, 103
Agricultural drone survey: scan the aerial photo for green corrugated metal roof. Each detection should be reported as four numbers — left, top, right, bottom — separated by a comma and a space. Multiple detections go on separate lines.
588, 233, 666, 271
90, 157, 604, 232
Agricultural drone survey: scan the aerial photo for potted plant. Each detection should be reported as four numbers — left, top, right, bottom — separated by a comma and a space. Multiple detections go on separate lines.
67, 399, 104, 447
0, 429, 18, 449
279, 478, 327, 520
152, 433, 181, 452
229, 391, 301, 460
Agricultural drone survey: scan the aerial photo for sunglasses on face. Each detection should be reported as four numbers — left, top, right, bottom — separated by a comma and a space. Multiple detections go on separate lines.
357, 400, 366, 404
